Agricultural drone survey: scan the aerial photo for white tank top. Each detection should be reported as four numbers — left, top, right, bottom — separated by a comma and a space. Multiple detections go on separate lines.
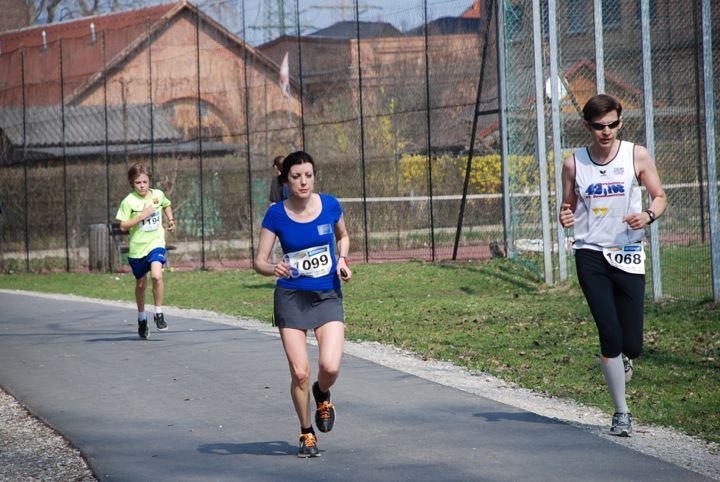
572, 140, 643, 251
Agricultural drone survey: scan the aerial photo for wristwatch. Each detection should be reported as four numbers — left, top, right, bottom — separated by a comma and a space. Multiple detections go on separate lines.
645, 209, 657, 225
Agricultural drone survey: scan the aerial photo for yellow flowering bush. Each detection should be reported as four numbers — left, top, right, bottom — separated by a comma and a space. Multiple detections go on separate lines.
399, 153, 550, 195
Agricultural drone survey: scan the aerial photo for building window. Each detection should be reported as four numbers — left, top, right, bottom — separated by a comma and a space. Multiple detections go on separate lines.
635, 0, 657, 24
567, 0, 587, 34
602, 0, 621, 30
506, 3, 524, 42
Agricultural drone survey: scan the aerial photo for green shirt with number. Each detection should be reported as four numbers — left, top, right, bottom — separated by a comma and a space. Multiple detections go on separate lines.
115, 189, 172, 259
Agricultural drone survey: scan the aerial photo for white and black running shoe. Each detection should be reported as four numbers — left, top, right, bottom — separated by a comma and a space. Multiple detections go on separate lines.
154, 313, 168, 331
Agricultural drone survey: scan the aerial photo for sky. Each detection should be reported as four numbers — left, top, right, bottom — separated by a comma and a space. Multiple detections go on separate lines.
197, 0, 471, 45
36, 0, 471, 46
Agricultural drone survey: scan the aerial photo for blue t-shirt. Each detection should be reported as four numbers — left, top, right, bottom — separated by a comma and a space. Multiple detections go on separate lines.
262, 193, 343, 291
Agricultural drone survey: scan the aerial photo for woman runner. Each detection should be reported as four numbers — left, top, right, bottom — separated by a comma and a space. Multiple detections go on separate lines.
254, 151, 352, 457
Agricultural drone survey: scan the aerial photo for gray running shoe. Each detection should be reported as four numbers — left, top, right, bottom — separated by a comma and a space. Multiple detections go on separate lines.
622, 355, 634, 383
297, 433, 320, 458
610, 412, 632, 437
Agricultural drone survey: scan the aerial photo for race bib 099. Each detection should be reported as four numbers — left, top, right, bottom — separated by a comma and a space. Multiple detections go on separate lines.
283, 244, 332, 278
602, 243, 645, 274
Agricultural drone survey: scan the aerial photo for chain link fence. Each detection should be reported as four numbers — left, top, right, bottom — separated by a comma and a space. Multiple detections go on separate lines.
0, 0, 718, 300
501, 0, 720, 301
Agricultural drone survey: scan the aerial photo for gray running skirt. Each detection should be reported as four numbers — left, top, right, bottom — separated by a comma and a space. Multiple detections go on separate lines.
273, 286, 345, 329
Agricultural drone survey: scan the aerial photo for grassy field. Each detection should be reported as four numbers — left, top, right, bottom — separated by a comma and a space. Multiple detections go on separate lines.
0, 257, 718, 446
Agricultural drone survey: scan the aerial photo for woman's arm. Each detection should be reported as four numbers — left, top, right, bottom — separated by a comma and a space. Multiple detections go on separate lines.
254, 227, 290, 278
334, 216, 351, 281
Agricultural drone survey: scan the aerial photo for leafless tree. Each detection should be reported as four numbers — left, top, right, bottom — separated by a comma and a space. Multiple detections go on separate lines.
25, 0, 150, 24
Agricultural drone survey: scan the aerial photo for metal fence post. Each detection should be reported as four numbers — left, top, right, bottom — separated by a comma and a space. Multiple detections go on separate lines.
60, 39, 70, 272
195, 9, 206, 270
454, 0, 495, 261
147, 21, 155, 175
21, 51, 30, 272
593, 0, 605, 93
701, 0, 720, 302
295, 0, 306, 150
548, 0, 567, 281
640, 0, 662, 299
241, 0, 255, 263
102, 31, 112, 270
497, 0, 511, 257
423, 0, 436, 261
531, 0, 553, 284
354, 0, 369, 263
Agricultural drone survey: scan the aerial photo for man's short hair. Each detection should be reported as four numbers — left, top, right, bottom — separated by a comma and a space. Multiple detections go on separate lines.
582, 94, 622, 121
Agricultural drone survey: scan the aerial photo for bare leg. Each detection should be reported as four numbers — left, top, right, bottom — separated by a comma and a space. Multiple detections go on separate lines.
314, 321, 344, 393
150, 261, 164, 308
280, 328, 312, 428
135, 276, 147, 312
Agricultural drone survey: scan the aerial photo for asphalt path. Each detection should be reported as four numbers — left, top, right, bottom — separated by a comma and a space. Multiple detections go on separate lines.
0, 290, 711, 482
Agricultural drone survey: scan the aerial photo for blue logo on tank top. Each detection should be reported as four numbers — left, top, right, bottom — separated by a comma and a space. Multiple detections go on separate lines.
585, 182, 625, 198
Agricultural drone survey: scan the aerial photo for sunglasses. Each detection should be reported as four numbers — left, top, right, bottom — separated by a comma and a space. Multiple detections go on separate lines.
588, 119, 621, 130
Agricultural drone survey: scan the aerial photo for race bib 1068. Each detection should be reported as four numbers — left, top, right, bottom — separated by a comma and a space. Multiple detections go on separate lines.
283, 244, 332, 278
602, 243, 645, 274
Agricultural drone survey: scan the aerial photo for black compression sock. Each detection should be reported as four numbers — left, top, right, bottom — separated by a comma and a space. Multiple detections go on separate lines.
301, 426, 315, 435
312, 381, 330, 403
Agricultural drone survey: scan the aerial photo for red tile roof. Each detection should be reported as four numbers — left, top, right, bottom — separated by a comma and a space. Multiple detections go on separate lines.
0, 2, 180, 107
0, 3, 176, 51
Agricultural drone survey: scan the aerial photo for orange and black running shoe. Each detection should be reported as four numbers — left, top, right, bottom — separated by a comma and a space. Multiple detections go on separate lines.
298, 433, 320, 458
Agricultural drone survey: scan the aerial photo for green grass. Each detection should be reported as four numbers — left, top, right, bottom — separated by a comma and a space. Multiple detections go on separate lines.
0, 258, 718, 447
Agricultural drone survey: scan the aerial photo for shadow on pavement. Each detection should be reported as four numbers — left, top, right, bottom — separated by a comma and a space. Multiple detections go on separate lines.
198, 441, 295, 456
473, 411, 566, 424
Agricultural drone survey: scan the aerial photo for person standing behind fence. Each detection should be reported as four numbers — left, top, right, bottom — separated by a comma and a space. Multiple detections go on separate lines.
254, 150, 352, 458
559, 94, 667, 437
116, 163, 176, 340
269, 155, 289, 204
